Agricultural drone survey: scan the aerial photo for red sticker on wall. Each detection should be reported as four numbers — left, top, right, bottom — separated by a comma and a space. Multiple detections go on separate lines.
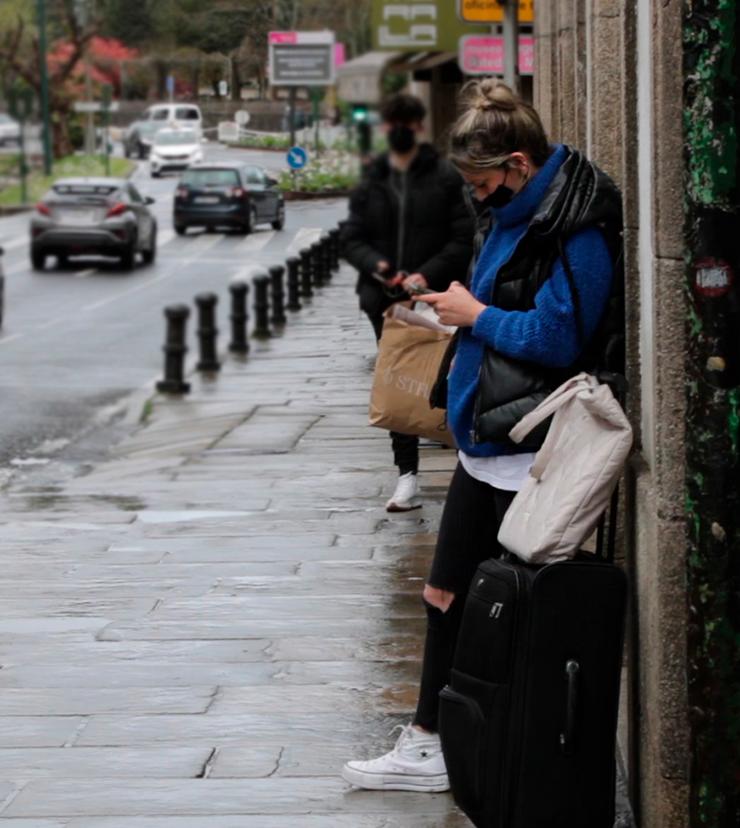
694, 258, 734, 297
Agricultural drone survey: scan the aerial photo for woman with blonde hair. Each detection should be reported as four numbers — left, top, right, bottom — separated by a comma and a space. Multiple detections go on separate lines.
342, 78, 622, 793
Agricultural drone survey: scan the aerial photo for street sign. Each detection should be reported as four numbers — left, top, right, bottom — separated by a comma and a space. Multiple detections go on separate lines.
235, 110, 251, 126
286, 146, 308, 170
73, 101, 120, 113
373, 0, 483, 52
458, 0, 535, 24
458, 34, 534, 76
166, 74, 175, 99
269, 31, 335, 86
218, 80, 228, 97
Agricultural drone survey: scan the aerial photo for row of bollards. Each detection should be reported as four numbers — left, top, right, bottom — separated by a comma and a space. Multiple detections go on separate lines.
156, 227, 342, 394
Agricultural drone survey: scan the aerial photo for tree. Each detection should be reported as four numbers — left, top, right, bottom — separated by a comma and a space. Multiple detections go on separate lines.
0, 0, 97, 157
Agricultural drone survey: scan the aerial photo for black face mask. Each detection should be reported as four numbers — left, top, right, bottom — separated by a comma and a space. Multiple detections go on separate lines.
387, 124, 416, 154
479, 184, 515, 210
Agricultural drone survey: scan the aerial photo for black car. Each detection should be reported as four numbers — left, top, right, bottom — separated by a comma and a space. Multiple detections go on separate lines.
30, 178, 157, 271
173, 163, 285, 235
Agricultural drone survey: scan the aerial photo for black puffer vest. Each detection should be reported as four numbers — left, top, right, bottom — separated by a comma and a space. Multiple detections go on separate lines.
473, 147, 624, 450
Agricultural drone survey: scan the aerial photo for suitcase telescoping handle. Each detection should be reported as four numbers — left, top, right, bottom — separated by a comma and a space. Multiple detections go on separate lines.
560, 659, 580, 756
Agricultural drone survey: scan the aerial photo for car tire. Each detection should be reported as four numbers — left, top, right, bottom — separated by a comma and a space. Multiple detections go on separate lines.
142, 225, 157, 265
272, 203, 286, 231
31, 249, 46, 271
244, 205, 257, 235
137, 141, 147, 160
151, 170, 159, 179
120, 240, 136, 271
123, 142, 131, 159
175, 223, 187, 236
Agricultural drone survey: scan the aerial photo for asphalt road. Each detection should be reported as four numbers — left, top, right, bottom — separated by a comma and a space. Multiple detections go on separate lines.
0, 144, 347, 469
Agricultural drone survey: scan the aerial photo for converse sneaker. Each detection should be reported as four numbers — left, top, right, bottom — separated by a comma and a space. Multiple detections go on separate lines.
385, 472, 421, 512
341, 724, 449, 792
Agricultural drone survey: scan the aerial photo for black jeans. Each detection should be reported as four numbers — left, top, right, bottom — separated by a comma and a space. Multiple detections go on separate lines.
367, 304, 419, 476
414, 462, 515, 732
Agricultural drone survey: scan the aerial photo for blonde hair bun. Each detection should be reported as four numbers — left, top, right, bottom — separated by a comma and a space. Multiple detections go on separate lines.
468, 79, 517, 113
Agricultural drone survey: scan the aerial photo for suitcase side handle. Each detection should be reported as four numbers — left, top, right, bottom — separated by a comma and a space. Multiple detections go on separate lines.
560, 659, 580, 756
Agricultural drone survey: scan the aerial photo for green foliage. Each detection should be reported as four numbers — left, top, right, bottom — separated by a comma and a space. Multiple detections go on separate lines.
278, 151, 359, 193
0, 154, 134, 206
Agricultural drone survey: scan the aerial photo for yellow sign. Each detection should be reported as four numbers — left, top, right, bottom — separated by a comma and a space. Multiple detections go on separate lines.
459, 0, 534, 24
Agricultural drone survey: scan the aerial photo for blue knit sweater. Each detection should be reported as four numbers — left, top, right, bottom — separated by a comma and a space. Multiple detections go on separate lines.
448, 144, 614, 456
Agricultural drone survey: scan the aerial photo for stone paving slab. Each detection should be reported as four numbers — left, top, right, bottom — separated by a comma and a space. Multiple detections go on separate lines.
3, 779, 458, 818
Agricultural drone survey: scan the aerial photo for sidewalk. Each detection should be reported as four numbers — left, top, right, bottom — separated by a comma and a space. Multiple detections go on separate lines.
0, 264, 466, 825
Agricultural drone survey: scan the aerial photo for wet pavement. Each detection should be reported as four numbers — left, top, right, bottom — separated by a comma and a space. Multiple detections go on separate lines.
0, 262, 469, 825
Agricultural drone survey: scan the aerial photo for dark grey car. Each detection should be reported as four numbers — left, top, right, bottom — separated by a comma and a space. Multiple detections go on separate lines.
30, 178, 157, 271
173, 164, 285, 235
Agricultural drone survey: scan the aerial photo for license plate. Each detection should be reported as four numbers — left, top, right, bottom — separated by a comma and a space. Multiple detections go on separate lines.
62, 210, 96, 225
194, 196, 219, 204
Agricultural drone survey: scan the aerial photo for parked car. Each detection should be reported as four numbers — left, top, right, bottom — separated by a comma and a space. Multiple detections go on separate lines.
0, 246, 4, 327
30, 178, 157, 271
123, 103, 203, 159
173, 163, 285, 235
0, 113, 20, 146
149, 128, 203, 178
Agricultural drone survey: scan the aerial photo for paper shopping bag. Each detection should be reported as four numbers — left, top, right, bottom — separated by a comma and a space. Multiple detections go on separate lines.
369, 305, 456, 447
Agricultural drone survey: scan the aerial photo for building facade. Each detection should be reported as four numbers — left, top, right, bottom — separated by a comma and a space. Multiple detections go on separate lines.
534, 2, 739, 826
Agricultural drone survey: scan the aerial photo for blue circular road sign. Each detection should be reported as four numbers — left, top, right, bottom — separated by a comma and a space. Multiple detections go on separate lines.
286, 146, 308, 170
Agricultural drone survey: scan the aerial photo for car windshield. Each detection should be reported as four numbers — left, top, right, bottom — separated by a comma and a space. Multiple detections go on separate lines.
181, 169, 239, 187
155, 131, 197, 146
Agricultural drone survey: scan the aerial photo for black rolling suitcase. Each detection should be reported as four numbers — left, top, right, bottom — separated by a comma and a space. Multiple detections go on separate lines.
438, 499, 628, 828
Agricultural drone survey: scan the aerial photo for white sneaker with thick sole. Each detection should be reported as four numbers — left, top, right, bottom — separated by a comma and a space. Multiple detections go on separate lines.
341, 724, 449, 792
385, 472, 421, 512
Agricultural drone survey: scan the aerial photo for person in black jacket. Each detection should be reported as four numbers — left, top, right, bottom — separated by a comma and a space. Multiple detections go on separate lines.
341, 93, 473, 512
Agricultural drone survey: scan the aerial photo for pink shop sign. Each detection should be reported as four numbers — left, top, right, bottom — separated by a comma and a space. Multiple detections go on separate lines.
459, 35, 534, 76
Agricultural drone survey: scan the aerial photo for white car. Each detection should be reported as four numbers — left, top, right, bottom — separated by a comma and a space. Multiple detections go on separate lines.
0, 113, 20, 145
149, 129, 203, 177
124, 103, 203, 158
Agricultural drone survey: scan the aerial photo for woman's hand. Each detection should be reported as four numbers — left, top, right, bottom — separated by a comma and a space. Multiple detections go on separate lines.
417, 281, 486, 327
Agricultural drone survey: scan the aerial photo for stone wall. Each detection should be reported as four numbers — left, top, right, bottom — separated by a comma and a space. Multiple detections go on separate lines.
534, 2, 689, 826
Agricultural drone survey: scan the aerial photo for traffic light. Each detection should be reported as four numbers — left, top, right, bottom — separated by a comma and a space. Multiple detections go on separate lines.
351, 104, 369, 123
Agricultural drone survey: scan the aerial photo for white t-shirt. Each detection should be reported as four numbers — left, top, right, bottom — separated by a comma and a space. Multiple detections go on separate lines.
459, 450, 535, 492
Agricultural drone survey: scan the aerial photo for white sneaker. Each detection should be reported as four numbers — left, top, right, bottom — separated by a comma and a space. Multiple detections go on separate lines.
342, 724, 449, 792
385, 472, 421, 512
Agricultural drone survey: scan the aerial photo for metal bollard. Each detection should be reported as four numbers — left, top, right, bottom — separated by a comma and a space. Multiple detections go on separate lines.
311, 242, 324, 287
252, 272, 272, 338
269, 264, 287, 327
195, 292, 221, 372
286, 257, 302, 311
299, 248, 314, 298
328, 228, 340, 270
320, 235, 332, 281
229, 280, 250, 354
156, 304, 191, 394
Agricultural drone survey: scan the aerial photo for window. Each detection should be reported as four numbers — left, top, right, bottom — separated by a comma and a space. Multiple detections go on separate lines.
154, 130, 198, 146
245, 167, 264, 186
152, 109, 169, 121
52, 183, 117, 196
128, 184, 143, 203
181, 169, 240, 187
175, 107, 200, 121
